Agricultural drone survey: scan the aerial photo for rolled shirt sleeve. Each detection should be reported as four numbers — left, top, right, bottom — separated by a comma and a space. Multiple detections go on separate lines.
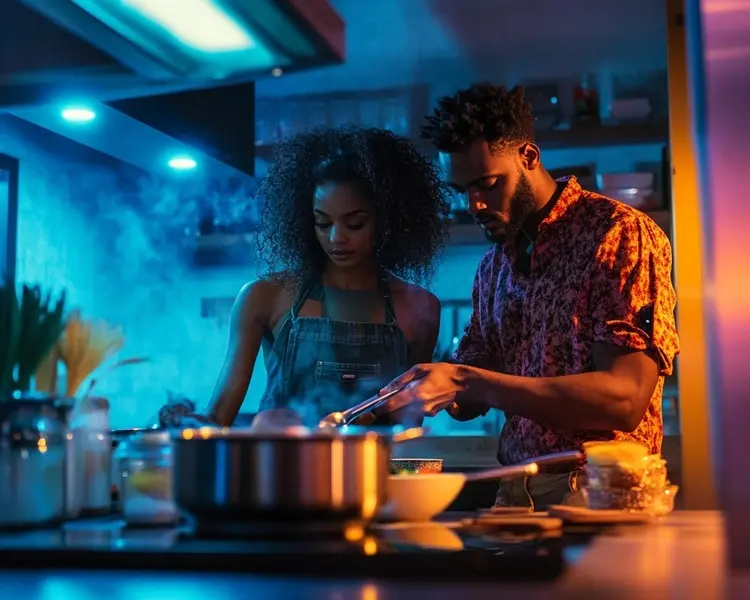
589, 215, 680, 375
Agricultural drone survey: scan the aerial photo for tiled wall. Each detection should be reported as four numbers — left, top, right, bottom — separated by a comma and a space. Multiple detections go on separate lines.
1, 115, 256, 428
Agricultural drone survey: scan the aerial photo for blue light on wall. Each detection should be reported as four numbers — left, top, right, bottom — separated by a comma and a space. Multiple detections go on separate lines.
168, 156, 197, 170
61, 107, 96, 123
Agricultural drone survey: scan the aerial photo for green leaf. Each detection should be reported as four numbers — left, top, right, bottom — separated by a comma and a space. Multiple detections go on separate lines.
2, 281, 66, 393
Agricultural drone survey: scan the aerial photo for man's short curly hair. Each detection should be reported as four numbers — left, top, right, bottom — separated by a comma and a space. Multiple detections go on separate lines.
421, 83, 535, 153
256, 126, 451, 287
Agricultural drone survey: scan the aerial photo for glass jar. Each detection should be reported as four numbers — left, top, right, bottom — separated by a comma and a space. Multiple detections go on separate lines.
0, 393, 69, 528
120, 431, 178, 526
69, 397, 112, 516
111, 438, 128, 514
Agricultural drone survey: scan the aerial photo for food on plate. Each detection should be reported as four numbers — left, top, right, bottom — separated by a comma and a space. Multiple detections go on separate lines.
583, 440, 649, 467
581, 440, 676, 514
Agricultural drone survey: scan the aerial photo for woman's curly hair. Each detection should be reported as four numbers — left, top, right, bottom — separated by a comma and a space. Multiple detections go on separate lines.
256, 126, 451, 287
421, 83, 535, 153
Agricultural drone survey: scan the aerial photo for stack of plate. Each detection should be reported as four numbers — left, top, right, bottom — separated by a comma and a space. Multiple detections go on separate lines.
597, 172, 655, 209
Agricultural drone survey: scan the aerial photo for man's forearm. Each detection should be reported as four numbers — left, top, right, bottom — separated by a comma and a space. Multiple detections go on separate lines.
460, 365, 641, 432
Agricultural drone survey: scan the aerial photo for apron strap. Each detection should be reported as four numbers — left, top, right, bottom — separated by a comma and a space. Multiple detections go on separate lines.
379, 275, 398, 324
290, 279, 316, 319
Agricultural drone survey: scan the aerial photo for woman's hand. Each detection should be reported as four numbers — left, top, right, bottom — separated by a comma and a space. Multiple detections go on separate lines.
158, 398, 218, 429
158, 399, 195, 428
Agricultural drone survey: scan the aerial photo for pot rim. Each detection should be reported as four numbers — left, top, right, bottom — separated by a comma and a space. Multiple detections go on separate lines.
174, 424, 411, 442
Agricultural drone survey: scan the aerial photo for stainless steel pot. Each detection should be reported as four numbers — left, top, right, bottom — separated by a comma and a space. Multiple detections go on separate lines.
173, 426, 421, 524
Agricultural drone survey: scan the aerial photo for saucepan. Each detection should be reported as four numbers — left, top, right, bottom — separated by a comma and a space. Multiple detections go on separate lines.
171, 389, 418, 526
381, 450, 584, 522
172, 424, 423, 526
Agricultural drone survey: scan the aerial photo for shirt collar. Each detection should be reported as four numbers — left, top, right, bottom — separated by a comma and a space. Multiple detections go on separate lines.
500, 175, 583, 266
538, 175, 583, 234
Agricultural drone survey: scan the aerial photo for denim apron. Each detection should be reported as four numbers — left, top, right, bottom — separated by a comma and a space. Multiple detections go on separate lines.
258, 277, 410, 423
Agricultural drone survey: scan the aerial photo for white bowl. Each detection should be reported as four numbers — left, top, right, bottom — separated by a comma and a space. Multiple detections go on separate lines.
380, 473, 466, 522
600, 187, 652, 208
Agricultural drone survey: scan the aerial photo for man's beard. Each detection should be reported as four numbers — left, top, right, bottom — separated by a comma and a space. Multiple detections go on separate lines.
488, 172, 536, 245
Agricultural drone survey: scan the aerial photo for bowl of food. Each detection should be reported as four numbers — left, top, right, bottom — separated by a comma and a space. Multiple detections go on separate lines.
390, 458, 444, 475
382, 473, 466, 522
382, 463, 540, 522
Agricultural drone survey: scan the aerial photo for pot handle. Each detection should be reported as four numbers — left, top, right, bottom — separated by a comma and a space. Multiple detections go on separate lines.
463, 463, 540, 483
521, 450, 584, 470
462, 450, 584, 483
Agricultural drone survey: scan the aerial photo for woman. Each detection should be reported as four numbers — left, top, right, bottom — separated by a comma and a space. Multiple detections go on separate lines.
163, 127, 450, 427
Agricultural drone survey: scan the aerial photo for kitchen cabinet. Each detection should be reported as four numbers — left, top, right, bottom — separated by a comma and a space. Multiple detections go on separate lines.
254, 85, 431, 152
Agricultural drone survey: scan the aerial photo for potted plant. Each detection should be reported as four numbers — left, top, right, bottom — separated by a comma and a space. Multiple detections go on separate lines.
0, 278, 69, 528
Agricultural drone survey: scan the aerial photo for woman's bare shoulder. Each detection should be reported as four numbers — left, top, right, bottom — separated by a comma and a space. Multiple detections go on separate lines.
235, 273, 297, 319
388, 277, 440, 322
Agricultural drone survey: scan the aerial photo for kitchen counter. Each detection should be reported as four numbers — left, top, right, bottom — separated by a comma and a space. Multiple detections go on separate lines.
0, 511, 730, 599
0, 513, 578, 582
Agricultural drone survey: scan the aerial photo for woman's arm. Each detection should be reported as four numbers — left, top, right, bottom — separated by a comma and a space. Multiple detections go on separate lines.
407, 291, 441, 364
364, 286, 440, 427
206, 280, 277, 426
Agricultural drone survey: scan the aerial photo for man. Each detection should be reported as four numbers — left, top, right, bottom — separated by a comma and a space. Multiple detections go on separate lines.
381, 83, 680, 510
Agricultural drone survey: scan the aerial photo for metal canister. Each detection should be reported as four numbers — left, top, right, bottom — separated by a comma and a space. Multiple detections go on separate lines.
64, 429, 84, 519
0, 394, 68, 528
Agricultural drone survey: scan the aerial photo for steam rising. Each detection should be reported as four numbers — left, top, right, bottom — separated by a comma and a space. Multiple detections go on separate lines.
84, 168, 260, 426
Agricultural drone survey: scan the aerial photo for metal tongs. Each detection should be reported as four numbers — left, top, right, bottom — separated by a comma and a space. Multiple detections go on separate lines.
318, 387, 405, 428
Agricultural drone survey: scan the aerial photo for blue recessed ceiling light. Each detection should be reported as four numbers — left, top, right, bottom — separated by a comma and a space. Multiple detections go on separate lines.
168, 156, 197, 170
61, 107, 96, 122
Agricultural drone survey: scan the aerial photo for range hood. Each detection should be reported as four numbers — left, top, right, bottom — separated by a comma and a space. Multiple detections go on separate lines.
1, 0, 344, 108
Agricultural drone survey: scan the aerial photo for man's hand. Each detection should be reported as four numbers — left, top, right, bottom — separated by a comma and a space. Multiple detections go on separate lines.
379, 362, 468, 417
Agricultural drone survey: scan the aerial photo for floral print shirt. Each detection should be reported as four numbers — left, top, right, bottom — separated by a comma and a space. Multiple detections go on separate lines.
454, 176, 680, 465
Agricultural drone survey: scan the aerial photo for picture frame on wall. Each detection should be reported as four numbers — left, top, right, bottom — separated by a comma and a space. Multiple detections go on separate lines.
0, 153, 19, 282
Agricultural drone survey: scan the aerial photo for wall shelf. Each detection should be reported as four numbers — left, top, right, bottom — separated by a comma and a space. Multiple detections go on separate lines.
255, 121, 670, 161
537, 121, 669, 149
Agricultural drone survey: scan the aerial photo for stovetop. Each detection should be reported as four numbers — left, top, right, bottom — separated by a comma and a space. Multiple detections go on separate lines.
0, 515, 595, 582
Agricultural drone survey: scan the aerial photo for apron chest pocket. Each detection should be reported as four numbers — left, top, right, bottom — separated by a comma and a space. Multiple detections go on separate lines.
316, 361, 382, 383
